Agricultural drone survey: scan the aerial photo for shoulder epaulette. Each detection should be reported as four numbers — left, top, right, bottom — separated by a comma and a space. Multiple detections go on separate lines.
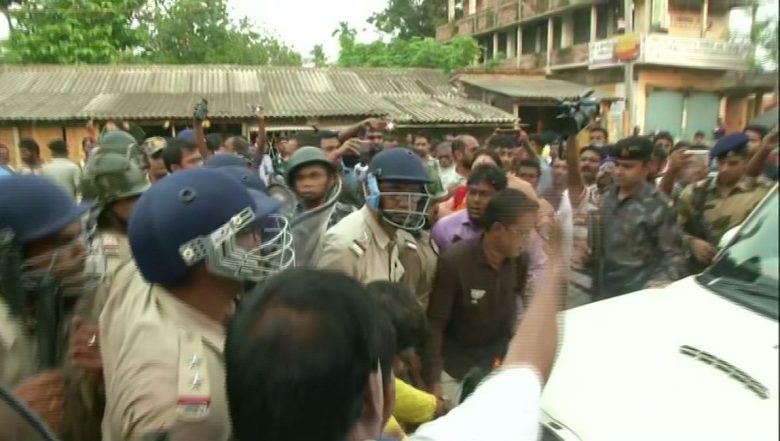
176, 332, 211, 422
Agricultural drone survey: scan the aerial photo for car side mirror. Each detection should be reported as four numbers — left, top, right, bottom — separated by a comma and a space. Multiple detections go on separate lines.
719, 226, 740, 249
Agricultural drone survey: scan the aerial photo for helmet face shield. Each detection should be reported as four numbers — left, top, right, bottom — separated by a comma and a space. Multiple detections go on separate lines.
376, 190, 430, 231
179, 207, 295, 282
19, 233, 100, 297
365, 177, 431, 231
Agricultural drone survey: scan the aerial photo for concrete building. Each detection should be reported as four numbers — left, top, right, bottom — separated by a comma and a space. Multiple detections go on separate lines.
437, 0, 776, 141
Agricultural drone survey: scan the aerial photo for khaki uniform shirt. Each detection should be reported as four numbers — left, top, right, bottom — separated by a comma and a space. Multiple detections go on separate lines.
0, 299, 36, 389
100, 272, 230, 441
87, 232, 133, 319
318, 206, 417, 285
677, 176, 774, 245
398, 231, 439, 309
60, 231, 134, 441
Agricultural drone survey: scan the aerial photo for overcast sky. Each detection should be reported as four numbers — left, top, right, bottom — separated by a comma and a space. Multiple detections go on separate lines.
228, 0, 386, 62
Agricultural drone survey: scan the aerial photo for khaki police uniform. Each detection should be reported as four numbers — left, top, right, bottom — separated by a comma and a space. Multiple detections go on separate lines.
100, 267, 230, 441
0, 298, 37, 389
398, 231, 438, 309
318, 206, 417, 284
677, 176, 773, 246
60, 231, 136, 441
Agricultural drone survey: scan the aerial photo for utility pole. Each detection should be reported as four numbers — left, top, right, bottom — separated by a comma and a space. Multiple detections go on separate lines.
624, 0, 635, 133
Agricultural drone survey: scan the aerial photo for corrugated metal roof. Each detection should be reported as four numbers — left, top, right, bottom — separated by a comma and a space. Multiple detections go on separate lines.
457, 74, 619, 101
0, 65, 516, 125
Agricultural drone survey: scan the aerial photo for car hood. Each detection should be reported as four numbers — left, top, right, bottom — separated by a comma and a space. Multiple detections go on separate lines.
541, 276, 779, 441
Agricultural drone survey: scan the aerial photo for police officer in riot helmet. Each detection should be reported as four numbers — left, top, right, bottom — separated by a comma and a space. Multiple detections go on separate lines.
100, 168, 294, 441
318, 147, 431, 285
52, 130, 151, 441
1, 175, 93, 434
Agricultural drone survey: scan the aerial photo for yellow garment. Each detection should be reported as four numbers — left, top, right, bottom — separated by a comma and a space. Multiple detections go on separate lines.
382, 379, 438, 440
576, 124, 592, 149
383, 416, 408, 440
393, 378, 437, 424
540, 144, 551, 161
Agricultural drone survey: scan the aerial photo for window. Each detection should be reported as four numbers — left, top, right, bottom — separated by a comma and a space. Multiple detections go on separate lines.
539, 22, 549, 51
522, 26, 537, 54
595, 1, 614, 39
497, 32, 508, 57
700, 190, 779, 320
553, 17, 563, 49
573, 8, 591, 44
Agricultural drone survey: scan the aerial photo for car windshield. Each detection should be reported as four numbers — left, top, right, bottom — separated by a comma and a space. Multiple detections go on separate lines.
698, 188, 779, 320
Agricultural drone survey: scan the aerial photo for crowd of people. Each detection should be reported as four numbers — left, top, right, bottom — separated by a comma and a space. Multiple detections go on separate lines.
0, 104, 777, 441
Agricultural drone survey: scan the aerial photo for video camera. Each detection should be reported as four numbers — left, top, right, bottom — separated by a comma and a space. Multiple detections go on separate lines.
552, 89, 600, 138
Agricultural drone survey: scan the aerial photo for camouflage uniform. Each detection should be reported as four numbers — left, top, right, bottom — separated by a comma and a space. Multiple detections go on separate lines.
591, 137, 688, 300
678, 176, 772, 247
676, 133, 773, 273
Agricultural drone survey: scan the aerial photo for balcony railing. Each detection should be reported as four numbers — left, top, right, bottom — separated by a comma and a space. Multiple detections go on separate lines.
550, 43, 589, 66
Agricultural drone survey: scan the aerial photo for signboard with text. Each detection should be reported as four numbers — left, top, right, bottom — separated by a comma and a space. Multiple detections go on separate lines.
589, 34, 749, 70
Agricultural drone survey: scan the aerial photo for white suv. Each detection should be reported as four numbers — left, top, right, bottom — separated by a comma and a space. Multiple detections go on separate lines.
541, 186, 779, 441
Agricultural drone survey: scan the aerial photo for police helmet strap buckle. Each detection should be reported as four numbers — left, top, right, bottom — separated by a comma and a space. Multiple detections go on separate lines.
365, 173, 382, 210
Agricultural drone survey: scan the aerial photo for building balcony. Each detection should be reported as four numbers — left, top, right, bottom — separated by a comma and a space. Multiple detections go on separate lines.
588, 34, 751, 70
550, 43, 589, 67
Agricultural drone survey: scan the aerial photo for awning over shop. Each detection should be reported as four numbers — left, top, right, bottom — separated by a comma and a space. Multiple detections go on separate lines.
457, 74, 620, 102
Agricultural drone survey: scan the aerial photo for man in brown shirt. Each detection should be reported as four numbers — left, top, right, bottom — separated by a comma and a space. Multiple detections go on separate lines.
427, 188, 538, 404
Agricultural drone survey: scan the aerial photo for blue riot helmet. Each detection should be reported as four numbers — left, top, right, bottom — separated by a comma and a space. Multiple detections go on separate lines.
0, 175, 93, 296
128, 168, 294, 286
364, 147, 431, 231
0, 175, 93, 368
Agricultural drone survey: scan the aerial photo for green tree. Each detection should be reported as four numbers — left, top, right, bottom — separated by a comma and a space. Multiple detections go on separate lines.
140, 0, 301, 65
754, 14, 778, 69
731, 0, 778, 71
333, 23, 478, 71
368, 0, 447, 39
5, 0, 145, 63
1, 0, 21, 32
310, 44, 328, 67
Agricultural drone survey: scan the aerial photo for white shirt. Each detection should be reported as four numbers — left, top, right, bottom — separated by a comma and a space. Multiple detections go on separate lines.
410, 367, 542, 441
438, 166, 465, 191
557, 190, 575, 266
41, 157, 81, 198
257, 155, 274, 186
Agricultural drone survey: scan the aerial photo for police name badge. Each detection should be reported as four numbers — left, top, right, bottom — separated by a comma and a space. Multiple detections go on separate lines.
470, 289, 486, 305
176, 395, 211, 420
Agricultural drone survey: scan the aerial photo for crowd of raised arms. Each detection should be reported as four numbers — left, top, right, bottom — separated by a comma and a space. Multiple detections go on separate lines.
0, 105, 777, 441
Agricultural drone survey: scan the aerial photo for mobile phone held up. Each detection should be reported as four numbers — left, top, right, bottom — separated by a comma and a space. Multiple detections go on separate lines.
194, 98, 208, 121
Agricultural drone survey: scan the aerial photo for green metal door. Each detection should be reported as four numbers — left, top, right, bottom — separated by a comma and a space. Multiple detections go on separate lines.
645, 90, 684, 139
683, 92, 720, 142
